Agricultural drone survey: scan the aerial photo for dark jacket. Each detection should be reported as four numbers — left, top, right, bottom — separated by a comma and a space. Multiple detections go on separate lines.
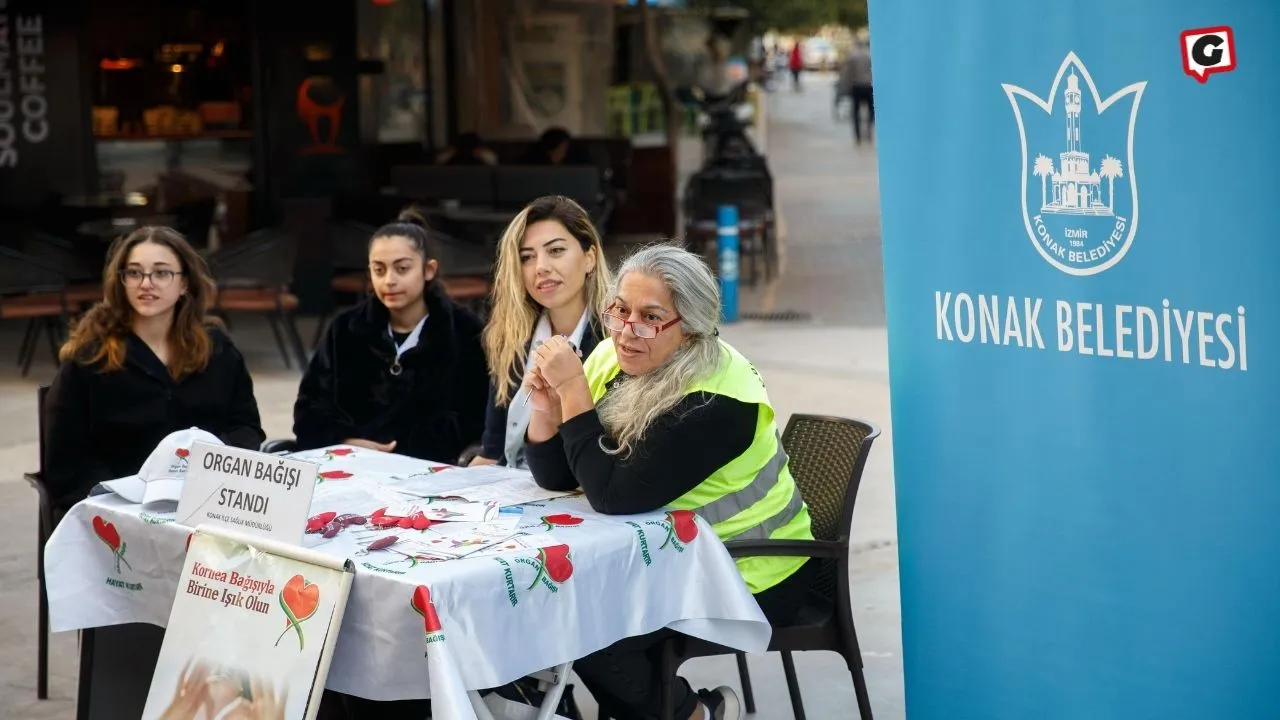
43, 327, 265, 512
293, 285, 489, 463
478, 316, 605, 463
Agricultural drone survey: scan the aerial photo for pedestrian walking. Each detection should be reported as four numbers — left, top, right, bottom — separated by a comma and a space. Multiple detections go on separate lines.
788, 42, 804, 92
845, 38, 875, 144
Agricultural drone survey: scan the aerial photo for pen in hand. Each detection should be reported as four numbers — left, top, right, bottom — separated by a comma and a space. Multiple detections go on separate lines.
522, 337, 580, 407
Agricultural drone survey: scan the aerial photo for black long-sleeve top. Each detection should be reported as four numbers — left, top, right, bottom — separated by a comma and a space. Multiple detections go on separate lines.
293, 285, 489, 464
43, 327, 265, 513
524, 387, 758, 514
479, 317, 605, 463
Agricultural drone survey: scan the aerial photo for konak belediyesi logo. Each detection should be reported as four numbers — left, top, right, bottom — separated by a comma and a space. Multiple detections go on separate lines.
1004, 53, 1147, 276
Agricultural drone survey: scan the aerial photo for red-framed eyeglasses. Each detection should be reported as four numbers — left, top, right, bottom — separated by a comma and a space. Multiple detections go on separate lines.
601, 307, 682, 339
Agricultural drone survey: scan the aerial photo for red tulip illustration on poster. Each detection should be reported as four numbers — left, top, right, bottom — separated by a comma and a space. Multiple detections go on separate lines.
411, 585, 442, 634
660, 510, 699, 551
540, 513, 583, 531
275, 574, 320, 650
93, 515, 132, 574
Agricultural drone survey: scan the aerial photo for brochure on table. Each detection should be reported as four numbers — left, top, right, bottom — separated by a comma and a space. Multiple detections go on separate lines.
380, 464, 579, 506
143, 525, 354, 720
176, 442, 319, 544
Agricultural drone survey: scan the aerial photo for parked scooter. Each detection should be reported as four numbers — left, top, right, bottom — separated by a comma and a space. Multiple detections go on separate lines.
680, 81, 761, 170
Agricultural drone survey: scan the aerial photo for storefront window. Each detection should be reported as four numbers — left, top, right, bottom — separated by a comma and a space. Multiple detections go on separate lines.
357, 0, 427, 144
87, 2, 254, 190
83, 0, 256, 245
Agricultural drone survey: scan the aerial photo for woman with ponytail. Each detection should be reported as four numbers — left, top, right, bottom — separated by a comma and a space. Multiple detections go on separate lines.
292, 209, 489, 464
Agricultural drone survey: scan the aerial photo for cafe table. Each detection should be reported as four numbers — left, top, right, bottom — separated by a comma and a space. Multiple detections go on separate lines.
44, 445, 772, 719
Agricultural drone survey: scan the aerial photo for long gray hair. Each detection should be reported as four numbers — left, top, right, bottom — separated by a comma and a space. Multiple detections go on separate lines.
597, 243, 725, 458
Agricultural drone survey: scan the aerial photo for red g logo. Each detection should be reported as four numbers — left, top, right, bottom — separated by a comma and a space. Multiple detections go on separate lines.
1180, 26, 1236, 84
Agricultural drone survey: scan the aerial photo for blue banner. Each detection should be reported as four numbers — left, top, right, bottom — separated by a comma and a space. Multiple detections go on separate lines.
870, 2, 1279, 718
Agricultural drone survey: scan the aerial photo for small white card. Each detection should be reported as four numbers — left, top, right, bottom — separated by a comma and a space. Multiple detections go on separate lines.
176, 442, 319, 545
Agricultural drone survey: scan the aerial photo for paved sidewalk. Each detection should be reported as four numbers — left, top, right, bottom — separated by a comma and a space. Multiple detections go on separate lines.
0, 73, 901, 719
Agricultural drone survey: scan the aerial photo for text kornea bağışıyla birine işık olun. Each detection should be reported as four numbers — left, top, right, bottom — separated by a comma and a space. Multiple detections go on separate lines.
934, 292, 1247, 372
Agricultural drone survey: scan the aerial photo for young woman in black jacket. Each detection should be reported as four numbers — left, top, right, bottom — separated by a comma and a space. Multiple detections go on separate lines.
293, 210, 489, 463
44, 226, 265, 514
468, 195, 611, 469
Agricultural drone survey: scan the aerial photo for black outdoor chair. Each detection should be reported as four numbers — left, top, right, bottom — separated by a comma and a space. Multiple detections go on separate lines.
25, 384, 54, 700
169, 197, 219, 250
261, 438, 298, 454
1, 245, 71, 377
389, 165, 497, 205
600, 414, 880, 720
493, 166, 610, 226
681, 168, 776, 286
311, 220, 379, 349
206, 226, 307, 368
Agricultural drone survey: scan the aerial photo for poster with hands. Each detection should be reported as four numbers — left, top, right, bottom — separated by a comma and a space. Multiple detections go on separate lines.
143, 526, 354, 720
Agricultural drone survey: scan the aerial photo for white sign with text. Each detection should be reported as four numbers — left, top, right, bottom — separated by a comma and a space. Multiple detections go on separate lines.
143, 526, 353, 720
177, 442, 318, 545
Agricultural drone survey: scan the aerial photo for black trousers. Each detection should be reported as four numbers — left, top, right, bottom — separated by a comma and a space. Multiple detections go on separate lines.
575, 559, 817, 720
316, 691, 431, 719
850, 85, 875, 142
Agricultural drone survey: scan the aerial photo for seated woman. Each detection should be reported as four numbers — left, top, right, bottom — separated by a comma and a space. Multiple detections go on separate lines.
437, 131, 498, 166
44, 226, 265, 514
293, 209, 489, 463
523, 243, 816, 720
469, 195, 611, 468
516, 127, 593, 166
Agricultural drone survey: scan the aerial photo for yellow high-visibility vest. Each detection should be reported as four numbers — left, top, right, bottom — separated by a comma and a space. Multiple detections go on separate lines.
583, 337, 814, 593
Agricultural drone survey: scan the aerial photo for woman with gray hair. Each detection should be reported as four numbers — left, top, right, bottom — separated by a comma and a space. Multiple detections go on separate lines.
523, 243, 817, 720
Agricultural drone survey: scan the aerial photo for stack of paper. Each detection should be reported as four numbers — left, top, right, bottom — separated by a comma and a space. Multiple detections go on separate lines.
380, 465, 580, 507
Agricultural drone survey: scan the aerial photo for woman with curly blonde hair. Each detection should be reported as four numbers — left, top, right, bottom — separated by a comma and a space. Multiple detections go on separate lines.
44, 226, 264, 513
469, 195, 611, 468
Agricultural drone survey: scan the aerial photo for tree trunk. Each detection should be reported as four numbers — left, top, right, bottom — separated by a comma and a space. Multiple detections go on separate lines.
639, 0, 681, 192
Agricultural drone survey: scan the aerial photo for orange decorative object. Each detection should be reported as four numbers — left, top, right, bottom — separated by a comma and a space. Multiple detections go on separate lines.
297, 77, 346, 155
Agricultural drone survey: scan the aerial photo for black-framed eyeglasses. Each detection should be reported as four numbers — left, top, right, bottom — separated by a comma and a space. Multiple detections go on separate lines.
120, 268, 183, 287
602, 308, 682, 339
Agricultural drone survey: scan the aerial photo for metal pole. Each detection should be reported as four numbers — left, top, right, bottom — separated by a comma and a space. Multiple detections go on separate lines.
717, 204, 739, 323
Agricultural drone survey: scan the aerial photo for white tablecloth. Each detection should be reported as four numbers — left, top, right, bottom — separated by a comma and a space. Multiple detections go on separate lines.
45, 445, 770, 707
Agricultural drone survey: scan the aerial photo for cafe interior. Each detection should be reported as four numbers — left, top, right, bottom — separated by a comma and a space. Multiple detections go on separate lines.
0, 0, 685, 375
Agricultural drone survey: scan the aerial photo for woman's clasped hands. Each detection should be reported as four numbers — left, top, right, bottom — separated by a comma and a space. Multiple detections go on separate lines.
522, 336, 586, 415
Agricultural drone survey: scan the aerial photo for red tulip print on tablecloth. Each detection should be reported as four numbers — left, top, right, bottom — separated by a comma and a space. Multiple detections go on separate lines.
324, 447, 355, 461
317, 469, 353, 483
660, 510, 699, 551
527, 544, 573, 591
541, 513, 584, 531
93, 515, 132, 574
